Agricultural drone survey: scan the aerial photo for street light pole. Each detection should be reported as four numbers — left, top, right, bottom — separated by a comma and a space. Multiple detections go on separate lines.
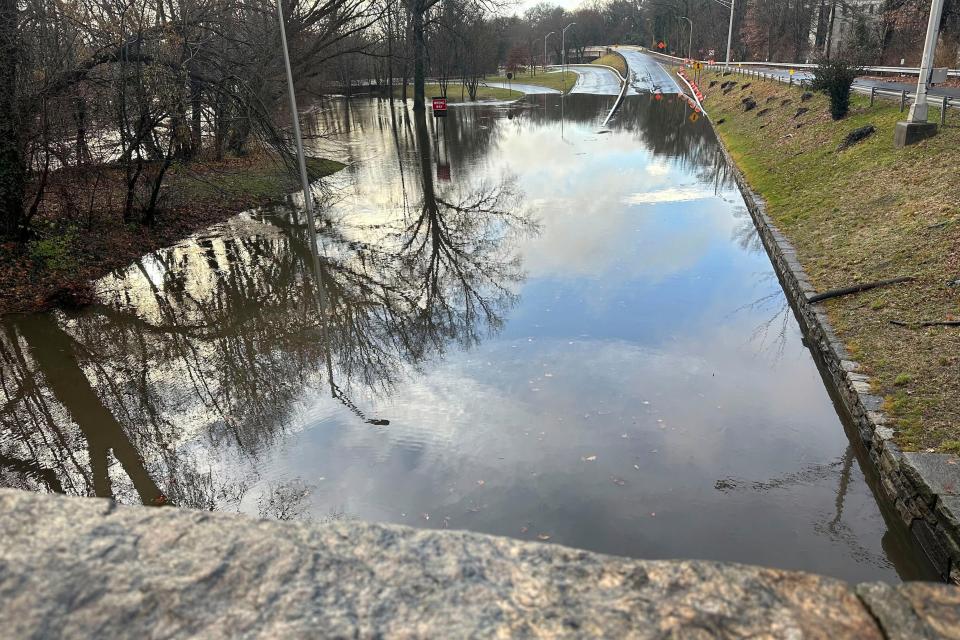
679, 16, 693, 60
725, 0, 735, 69
562, 22, 576, 88
274, 0, 318, 248
544, 31, 555, 72
907, 0, 945, 123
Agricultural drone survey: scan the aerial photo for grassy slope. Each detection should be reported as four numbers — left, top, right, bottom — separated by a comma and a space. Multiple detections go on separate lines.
483, 71, 577, 93
592, 53, 627, 77
395, 83, 522, 102
702, 71, 960, 453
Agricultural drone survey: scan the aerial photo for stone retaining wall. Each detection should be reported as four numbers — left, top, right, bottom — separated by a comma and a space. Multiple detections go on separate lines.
714, 132, 960, 585
1, 489, 958, 638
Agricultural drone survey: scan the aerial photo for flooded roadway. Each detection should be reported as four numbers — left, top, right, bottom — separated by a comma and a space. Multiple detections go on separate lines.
0, 93, 935, 583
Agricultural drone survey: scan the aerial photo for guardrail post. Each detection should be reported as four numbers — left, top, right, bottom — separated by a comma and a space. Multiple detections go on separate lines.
900, 90, 907, 112
870, 86, 876, 106
942, 96, 948, 125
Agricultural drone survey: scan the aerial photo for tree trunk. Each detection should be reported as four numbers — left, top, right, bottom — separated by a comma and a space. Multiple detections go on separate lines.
0, 0, 24, 241
411, 2, 427, 111
190, 74, 203, 156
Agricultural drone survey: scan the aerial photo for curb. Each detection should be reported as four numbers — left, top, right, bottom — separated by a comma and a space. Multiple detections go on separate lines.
710, 104, 960, 585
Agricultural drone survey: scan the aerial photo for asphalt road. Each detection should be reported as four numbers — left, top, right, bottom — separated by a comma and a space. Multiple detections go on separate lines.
613, 47, 682, 94
737, 65, 960, 100
485, 51, 683, 100
565, 65, 623, 96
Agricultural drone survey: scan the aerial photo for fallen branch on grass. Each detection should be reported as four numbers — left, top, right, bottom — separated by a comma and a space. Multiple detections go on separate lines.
890, 319, 960, 328
807, 276, 914, 303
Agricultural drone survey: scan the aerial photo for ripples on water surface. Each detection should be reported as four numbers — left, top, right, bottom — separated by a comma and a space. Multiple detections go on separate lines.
0, 94, 934, 582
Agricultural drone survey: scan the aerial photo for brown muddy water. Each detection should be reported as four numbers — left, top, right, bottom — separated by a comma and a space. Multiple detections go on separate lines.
0, 93, 936, 582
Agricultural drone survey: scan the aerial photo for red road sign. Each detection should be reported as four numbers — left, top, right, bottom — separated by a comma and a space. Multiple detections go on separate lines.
657, 41, 666, 50
432, 97, 447, 117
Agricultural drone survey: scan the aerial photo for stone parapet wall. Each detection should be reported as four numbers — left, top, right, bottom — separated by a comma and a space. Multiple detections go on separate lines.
716, 138, 960, 585
0, 489, 958, 638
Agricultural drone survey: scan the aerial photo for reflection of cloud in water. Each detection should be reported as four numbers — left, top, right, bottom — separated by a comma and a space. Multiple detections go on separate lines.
622, 187, 710, 205
646, 162, 671, 177
485, 121, 741, 282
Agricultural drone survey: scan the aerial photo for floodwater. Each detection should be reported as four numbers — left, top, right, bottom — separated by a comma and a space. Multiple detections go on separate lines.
0, 93, 935, 583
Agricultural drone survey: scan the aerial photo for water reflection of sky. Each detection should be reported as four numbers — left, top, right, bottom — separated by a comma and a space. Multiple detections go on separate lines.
260, 97, 922, 581
1, 95, 933, 584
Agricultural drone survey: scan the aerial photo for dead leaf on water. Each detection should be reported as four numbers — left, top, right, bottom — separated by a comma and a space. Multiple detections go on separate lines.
611, 476, 626, 486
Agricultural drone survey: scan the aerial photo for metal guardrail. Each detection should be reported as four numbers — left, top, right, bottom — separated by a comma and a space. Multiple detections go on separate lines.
602, 53, 631, 127
630, 46, 960, 78
705, 63, 956, 125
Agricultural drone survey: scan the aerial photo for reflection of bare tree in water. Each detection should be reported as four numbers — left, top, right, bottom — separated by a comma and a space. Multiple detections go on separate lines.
715, 446, 893, 568
0, 106, 533, 515
725, 270, 793, 360
403, 108, 534, 355
731, 206, 764, 255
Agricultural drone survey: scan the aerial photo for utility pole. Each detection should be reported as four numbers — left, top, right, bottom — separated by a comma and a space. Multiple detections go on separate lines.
895, 0, 945, 146
562, 22, 576, 87
725, 0, 735, 70
679, 16, 693, 59
275, 0, 319, 253
545, 31, 555, 72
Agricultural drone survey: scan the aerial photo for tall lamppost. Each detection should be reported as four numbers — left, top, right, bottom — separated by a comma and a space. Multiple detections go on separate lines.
725, 0, 735, 69
562, 22, 576, 87
544, 31, 555, 72
678, 16, 693, 59
895, 0, 945, 146
274, 0, 318, 251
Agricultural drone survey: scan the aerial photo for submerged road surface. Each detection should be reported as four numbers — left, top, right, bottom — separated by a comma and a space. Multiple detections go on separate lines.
0, 92, 935, 586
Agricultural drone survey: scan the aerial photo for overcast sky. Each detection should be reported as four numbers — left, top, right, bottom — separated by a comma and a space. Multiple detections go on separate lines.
507, 0, 585, 17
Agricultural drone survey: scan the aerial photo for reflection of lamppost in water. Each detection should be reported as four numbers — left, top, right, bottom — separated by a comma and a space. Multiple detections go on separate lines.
562, 23, 576, 89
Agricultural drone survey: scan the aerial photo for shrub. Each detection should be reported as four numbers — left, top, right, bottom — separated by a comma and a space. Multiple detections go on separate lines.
809, 57, 862, 120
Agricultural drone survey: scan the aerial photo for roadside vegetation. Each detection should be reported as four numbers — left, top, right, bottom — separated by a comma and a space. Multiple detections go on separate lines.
592, 53, 627, 77
0, 156, 344, 315
483, 70, 577, 93
397, 83, 522, 102
702, 71, 960, 453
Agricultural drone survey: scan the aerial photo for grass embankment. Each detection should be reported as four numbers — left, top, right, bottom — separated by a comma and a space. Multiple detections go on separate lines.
395, 83, 522, 103
701, 71, 960, 453
592, 53, 627, 77
0, 155, 344, 315
483, 70, 577, 93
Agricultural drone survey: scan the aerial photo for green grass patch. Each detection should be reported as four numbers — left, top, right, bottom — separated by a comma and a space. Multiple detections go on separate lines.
395, 83, 522, 103
592, 53, 627, 77
483, 71, 577, 93
174, 156, 345, 202
29, 233, 77, 273
703, 70, 960, 452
